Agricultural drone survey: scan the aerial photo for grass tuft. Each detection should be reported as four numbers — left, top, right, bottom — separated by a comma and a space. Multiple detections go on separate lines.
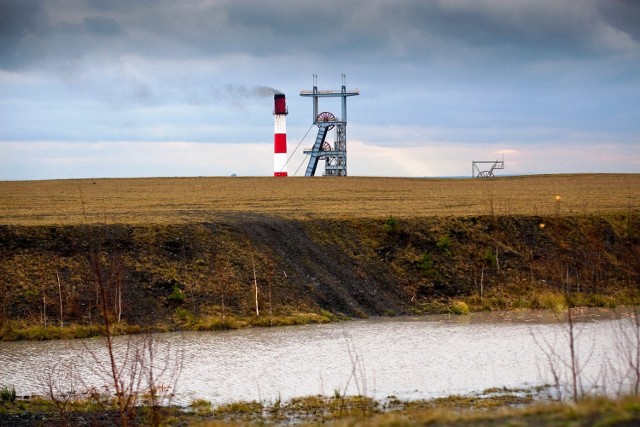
0, 385, 16, 402
450, 301, 470, 315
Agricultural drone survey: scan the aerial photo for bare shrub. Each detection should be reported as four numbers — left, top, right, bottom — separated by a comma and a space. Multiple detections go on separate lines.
138, 333, 184, 426
38, 358, 82, 427
607, 307, 640, 397
83, 332, 183, 427
341, 334, 368, 398
85, 237, 183, 426
532, 306, 598, 403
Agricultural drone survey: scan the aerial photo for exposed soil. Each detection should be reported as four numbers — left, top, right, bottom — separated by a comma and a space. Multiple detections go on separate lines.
0, 408, 121, 427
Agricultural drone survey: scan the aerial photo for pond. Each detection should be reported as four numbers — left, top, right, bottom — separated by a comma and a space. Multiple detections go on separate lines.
1, 308, 636, 405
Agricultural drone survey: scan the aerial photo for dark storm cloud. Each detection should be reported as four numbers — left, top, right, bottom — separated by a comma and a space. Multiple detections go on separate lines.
0, 0, 49, 69
0, 0, 45, 37
83, 15, 126, 36
2, 0, 637, 72
0, 0, 126, 70
391, 2, 591, 54
599, 0, 640, 41
201, 0, 638, 61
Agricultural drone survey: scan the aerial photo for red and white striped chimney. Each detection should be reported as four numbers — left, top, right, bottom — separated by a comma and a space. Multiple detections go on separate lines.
273, 93, 288, 177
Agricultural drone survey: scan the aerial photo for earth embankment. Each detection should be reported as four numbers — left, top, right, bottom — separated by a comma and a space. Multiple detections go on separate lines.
0, 174, 639, 336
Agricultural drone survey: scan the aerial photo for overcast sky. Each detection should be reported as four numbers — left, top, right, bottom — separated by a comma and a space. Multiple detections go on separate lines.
1, 0, 639, 180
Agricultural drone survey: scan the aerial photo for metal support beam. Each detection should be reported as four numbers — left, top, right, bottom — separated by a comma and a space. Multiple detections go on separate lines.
303, 123, 332, 177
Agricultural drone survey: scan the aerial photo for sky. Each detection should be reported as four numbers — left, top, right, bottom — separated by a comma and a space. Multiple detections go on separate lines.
1, 0, 639, 180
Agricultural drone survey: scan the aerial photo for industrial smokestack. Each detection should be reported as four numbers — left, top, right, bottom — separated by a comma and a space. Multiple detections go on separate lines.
273, 93, 288, 177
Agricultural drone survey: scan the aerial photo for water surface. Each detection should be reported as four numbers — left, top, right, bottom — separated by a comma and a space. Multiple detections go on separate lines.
0, 309, 634, 405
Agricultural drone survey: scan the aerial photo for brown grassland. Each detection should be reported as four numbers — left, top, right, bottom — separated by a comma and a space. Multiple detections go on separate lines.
1, 173, 639, 225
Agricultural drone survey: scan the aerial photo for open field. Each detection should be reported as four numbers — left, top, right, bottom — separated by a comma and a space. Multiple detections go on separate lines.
1, 174, 639, 225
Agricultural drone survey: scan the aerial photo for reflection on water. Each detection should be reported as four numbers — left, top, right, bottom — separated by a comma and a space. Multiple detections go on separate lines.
0, 308, 634, 405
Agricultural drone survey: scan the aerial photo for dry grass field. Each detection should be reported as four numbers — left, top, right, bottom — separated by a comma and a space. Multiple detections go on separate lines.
0, 174, 638, 225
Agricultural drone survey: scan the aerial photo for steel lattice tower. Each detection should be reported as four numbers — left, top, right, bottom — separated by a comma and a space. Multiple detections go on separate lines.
300, 75, 359, 176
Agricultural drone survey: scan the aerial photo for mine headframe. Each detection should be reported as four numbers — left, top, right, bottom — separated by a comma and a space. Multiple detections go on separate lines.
300, 75, 359, 176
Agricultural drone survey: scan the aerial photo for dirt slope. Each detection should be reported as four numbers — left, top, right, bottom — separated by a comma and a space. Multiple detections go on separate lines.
1, 174, 639, 335
1, 211, 639, 333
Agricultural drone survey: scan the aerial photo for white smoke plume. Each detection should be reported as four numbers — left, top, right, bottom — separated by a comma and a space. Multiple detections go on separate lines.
224, 84, 282, 98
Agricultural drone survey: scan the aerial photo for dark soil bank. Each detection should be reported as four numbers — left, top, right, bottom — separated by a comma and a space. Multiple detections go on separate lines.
1, 214, 639, 331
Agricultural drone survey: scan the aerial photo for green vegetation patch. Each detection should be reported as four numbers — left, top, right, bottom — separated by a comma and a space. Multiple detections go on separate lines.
6, 392, 640, 426
0, 385, 16, 403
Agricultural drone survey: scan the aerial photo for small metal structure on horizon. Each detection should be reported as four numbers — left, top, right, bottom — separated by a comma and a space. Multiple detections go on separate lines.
300, 74, 359, 176
472, 159, 505, 178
